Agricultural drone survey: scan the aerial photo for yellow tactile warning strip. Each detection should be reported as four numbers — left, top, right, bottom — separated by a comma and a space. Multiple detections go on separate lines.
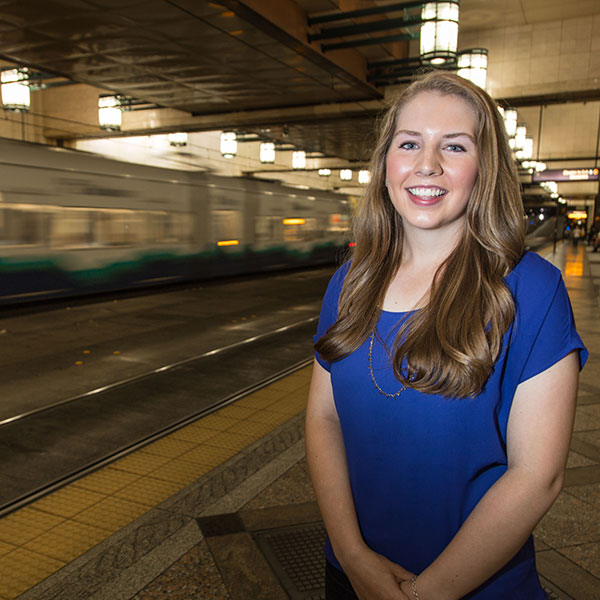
564, 246, 585, 277
0, 364, 313, 600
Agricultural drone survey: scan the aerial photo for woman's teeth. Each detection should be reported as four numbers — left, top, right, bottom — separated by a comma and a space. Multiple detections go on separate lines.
408, 187, 446, 197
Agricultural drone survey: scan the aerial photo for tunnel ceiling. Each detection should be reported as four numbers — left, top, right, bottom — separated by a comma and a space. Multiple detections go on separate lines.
0, 0, 599, 162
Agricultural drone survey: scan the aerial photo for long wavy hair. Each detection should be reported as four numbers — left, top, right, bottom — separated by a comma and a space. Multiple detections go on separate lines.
316, 71, 525, 398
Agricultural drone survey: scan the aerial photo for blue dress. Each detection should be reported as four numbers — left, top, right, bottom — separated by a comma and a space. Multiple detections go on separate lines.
314, 252, 588, 599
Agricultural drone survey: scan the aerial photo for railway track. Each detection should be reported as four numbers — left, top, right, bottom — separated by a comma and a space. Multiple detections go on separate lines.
0, 317, 317, 517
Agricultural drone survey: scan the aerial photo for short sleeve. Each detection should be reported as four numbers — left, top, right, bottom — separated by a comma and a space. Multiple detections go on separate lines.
313, 262, 350, 371
509, 254, 588, 384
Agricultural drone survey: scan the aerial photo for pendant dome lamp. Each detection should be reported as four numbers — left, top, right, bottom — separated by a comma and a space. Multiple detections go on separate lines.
1, 68, 31, 112
98, 94, 122, 131
457, 48, 488, 89
420, 2, 460, 66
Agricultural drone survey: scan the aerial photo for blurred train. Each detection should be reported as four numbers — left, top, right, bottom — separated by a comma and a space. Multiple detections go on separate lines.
0, 138, 558, 306
0, 138, 352, 305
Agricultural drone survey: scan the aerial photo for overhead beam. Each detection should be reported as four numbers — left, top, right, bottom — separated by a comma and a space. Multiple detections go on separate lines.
323, 33, 414, 52
39, 82, 386, 141
369, 56, 422, 68
214, 0, 381, 98
499, 89, 600, 107
308, 16, 422, 42
126, 99, 386, 135
308, 1, 426, 25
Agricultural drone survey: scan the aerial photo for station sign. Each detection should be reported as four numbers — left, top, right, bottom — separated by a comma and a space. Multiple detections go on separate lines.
533, 168, 599, 182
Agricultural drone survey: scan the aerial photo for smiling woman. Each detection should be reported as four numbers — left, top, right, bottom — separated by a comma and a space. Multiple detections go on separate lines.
306, 71, 587, 600
318, 72, 525, 398
385, 92, 479, 238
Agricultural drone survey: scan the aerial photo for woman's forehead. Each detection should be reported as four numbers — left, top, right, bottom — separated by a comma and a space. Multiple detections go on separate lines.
392, 91, 478, 134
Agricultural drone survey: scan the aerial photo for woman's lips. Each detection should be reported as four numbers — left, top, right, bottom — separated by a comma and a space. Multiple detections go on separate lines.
406, 186, 448, 205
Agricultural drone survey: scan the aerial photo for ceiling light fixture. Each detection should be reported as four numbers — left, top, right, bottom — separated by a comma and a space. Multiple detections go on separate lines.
260, 142, 275, 164
220, 131, 237, 158
457, 48, 488, 89
98, 94, 122, 130
503, 108, 518, 138
292, 151, 306, 169
420, 2, 460, 66
1, 68, 30, 111
168, 132, 188, 147
515, 136, 533, 161
513, 125, 527, 151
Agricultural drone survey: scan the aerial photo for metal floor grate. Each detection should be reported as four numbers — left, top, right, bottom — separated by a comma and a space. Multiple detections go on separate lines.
254, 522, 571, 600
254, 522, 327, 600
540, 575, 575, 600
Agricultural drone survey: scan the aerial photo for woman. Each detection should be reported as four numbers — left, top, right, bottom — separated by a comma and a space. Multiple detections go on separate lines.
306, 71, 587, 600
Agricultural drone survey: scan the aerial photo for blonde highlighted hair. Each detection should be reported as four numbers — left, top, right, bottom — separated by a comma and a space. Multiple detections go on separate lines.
316, 71, 524, 398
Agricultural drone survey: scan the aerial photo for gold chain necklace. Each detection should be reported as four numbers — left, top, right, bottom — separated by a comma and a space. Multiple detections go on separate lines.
368, 331, 408, 398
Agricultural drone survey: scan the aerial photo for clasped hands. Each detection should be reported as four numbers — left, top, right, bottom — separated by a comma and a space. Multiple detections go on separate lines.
341, 546, 416, 600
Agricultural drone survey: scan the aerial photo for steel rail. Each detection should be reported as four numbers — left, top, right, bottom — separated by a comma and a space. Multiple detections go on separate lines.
0, 323, 316, 517
0, 316, 318, 428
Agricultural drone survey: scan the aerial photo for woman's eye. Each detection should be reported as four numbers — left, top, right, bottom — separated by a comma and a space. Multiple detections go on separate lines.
399, 141, 418, 150
446, 144, 466, 152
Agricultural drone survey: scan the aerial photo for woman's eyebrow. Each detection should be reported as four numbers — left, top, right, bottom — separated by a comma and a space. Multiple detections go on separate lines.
443, 132, 476, 143
393, 130, 476, 144
393, 129, 421, 137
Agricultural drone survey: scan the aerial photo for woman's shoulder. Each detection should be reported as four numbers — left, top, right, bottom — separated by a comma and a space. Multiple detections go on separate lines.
316, 261, 352, 336
328, 260, 352, 290
506, 251, 562, 290
335, 259, 352, 277
506, 251, 563, 307
320, 260, 351, 307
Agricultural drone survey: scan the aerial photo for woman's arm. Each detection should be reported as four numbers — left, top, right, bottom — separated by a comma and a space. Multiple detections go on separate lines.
400, 351, 580, 600
306, 359, 413, 599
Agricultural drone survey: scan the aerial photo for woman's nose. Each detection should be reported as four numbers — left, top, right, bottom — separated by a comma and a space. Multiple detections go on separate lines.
415, 148, 442, 176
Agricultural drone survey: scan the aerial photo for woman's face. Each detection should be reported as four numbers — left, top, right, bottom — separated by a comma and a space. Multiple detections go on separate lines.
385, 91, 479, 237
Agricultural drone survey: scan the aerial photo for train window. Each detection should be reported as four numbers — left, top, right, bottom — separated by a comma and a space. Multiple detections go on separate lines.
0, 204, 46, 246
49, 207, 94, 248
127, 210, 194, 244
283, 218, 302, 242
94, 209, 146, 246
167, 212, 194, 244
212, 209, 242, 242
0, 204, 194, 249
328, 213, 350, 233
255, 216, 282, 243
282, 217, 316, 242
146, 211, 170, 243
304, 217, 316, 241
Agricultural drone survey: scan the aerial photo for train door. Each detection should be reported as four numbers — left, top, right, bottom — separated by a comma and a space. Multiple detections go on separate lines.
210, 181, 245, 276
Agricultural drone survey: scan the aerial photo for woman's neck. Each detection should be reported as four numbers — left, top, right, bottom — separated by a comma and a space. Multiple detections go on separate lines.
381, 224, 465, 313
400, 224, 463, 272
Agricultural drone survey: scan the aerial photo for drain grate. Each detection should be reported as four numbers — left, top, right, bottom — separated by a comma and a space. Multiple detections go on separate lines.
540, 576, 575, 600
254, 522, 570, 600
254, 522, 327, 600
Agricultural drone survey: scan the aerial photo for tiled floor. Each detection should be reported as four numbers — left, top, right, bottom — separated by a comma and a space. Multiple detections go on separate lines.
1, 242, 599, 600
0, 367, 313, 600
532, 243, 600, 600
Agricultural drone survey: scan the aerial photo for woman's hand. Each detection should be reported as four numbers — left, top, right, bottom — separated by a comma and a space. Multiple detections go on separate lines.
341, 546, 414, 599
399, 578, 416, 599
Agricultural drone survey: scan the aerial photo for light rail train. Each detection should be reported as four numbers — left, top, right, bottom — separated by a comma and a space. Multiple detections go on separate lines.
0, 138, 352, 305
